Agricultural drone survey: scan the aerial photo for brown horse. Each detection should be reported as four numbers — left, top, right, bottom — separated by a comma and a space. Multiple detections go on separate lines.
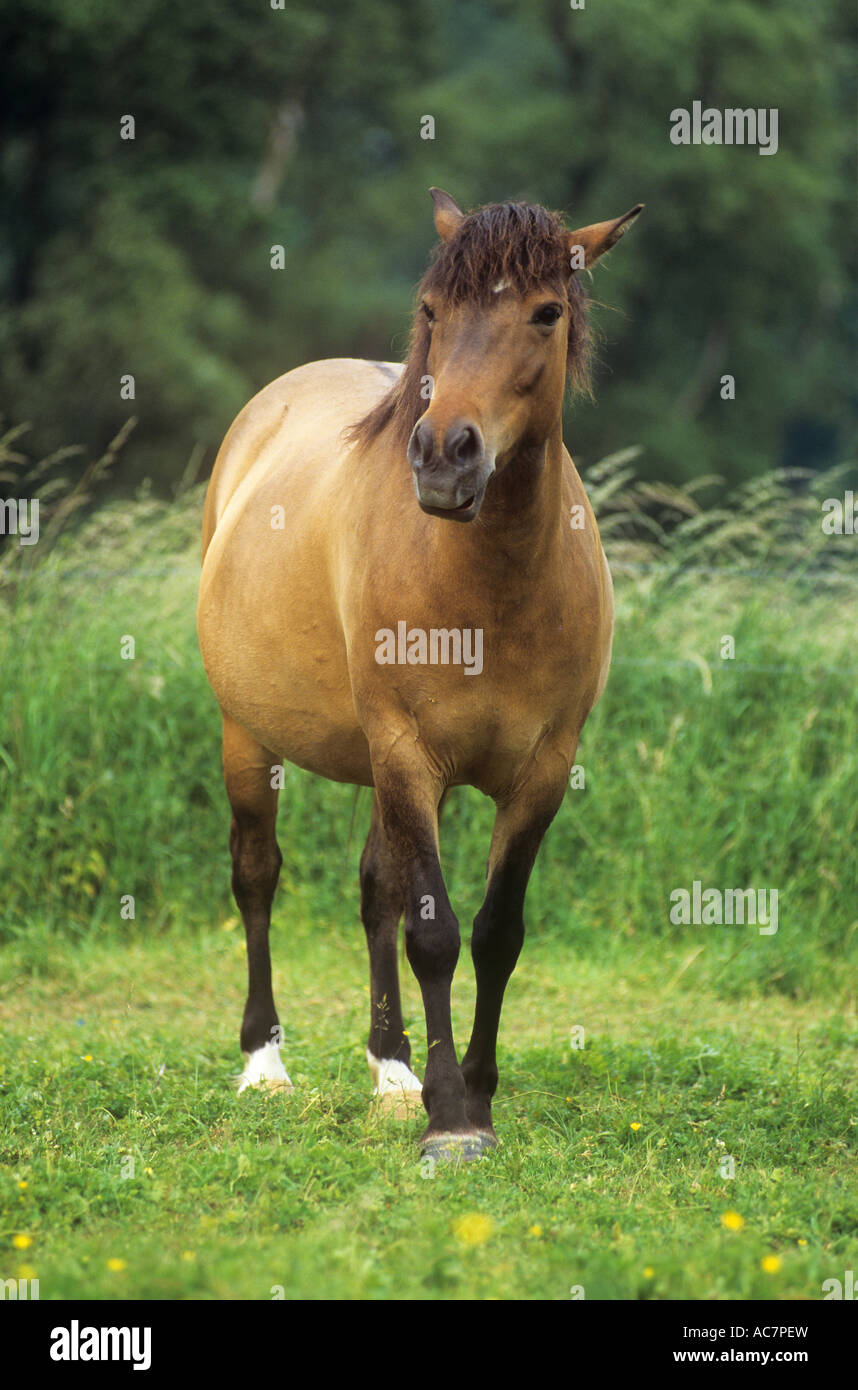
197, 189, 642, 1161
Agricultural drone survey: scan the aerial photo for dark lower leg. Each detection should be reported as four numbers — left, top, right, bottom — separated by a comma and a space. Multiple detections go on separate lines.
461, 875, 526, 1131
222, 717, 282, 1059
231, 813, 281, 1054
462, 797, 562, 1132
406, 900, 468, 1133
360, 796, 410, 1065
374, 768, 469, 1138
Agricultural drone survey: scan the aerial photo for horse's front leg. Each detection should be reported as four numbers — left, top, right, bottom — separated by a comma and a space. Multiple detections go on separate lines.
461, 770, 569, 1137
371, 747, 489, 1160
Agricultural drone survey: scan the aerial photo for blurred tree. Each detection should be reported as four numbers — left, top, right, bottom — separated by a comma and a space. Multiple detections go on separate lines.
0, 0, 854, 493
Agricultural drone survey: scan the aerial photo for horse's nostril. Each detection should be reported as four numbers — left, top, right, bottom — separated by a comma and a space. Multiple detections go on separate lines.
446, 423, 481, 466
408, 421, 435, 469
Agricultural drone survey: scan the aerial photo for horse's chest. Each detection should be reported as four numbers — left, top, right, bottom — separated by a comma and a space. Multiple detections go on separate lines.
397, 619, 594, 783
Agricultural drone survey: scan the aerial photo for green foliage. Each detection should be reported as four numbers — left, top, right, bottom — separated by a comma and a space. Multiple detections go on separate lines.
1, 454, 855, 1006
1, 0, 855, 490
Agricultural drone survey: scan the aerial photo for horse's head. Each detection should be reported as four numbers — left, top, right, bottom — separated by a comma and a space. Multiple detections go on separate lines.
407, 189, 642, 522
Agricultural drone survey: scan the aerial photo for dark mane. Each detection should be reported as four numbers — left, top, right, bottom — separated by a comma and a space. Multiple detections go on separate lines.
345, 200, 592, 452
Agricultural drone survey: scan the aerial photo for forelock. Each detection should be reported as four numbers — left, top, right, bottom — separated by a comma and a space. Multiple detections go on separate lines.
423, 201, 571, 303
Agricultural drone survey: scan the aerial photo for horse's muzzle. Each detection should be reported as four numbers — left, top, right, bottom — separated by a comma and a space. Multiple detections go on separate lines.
408, 418, 494, 522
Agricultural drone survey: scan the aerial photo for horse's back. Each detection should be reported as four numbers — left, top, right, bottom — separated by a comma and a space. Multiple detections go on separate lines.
201, 357, 401, 556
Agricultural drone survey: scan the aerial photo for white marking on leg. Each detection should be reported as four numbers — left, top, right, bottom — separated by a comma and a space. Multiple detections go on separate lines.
366, 1048, 422, 1097
237, 1040, 293, 1094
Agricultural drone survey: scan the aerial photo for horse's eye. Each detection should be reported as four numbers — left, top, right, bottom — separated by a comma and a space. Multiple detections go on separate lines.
532, 303, 563, 327
421, 302, 435, 324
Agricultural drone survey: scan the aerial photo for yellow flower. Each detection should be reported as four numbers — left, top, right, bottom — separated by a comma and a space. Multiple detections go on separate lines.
630, 1122, 642, 1131
83, 1054, 93, 1062
761, 1255, 782, 1274
181, 1250, 196, 1262
643, 1266, 654, 1278
17, 1264, 37, 1280
12, 1234, 33, 1250
797, 1238, 807, 1247
528, 1225, 543, 1237
452, 1213, 493, 1247
17, 1181, 27, 1190
144, 1167, 154, 1176
721, 1210, 745, 1232
106, 1258, 127, 1272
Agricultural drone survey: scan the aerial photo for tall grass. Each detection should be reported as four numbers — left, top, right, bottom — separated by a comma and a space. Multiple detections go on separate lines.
1, 435, 855, 1002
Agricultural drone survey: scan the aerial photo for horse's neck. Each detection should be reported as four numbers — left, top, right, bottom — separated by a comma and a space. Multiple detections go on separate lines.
465, 429, 565, 567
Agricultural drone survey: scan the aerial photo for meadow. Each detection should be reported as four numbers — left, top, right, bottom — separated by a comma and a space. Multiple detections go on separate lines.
1, 442, 856, 1300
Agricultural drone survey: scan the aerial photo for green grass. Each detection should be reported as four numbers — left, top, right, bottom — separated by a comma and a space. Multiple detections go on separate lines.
1, 458, 857, 1299
2, 930, 856, 1300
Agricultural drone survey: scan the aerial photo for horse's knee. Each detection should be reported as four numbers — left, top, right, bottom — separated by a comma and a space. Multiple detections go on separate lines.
471, 905, 524, 980
404, 904, 460, 981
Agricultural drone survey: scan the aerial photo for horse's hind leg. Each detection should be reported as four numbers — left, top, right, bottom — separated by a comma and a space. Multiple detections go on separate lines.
222, 713, 292, 1094
360, 793, 423, 1115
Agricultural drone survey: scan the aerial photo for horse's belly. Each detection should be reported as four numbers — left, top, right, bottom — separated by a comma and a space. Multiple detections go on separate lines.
265, 714, 373, 786
204, 652, 373, 785
198, 569, 373, 783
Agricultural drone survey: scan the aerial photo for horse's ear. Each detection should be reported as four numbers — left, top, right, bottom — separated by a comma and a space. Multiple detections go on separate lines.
566, 204, 644, 270
430, 187, 465, 242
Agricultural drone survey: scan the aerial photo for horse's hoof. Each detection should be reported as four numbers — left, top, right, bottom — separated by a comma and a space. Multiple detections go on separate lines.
376, 1088, 423, 1119
237, 1076, 294, 1096
259, 1078, 294, 1095
420, 1130, 498, 1163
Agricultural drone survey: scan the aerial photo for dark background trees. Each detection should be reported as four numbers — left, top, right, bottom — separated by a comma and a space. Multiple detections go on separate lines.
1, 0, 855, 496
